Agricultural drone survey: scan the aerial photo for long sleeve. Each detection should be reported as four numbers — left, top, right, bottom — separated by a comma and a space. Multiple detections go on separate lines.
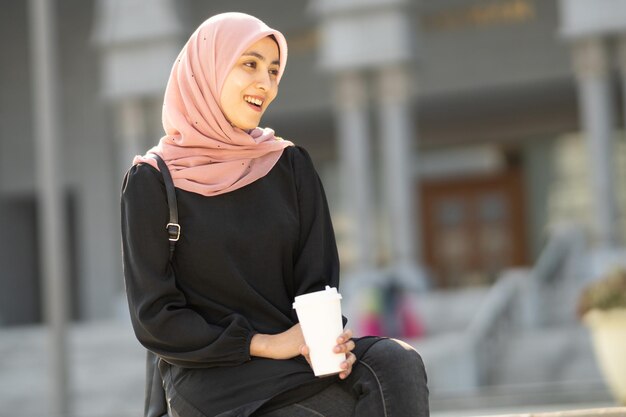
120, 164, 256, 368
291, 146, 341, 297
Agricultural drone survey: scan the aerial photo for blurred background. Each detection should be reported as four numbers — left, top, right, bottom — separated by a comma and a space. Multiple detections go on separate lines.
2, 0, 626, 416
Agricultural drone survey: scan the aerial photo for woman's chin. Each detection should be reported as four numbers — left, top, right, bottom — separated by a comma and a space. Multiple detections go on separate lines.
234, 124, 256, 132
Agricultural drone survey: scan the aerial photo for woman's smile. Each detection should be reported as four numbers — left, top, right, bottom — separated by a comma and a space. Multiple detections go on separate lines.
244, 94, 265, 112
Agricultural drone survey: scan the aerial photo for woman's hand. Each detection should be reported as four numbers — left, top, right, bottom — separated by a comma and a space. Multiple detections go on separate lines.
251, 326, 357, 379
300, 328, 357, 380
250, 323, 305, 360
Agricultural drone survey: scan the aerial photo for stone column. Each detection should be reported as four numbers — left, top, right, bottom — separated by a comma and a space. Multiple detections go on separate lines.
310, 0, 423, 287
93, 0, 183, 316
617, 35, 626, 130
116, 100, 147, 171
93, 0, 183, 179
334, 72, 377, 271
28, 0, 70, 413
376, 65, 426, 288
571, 37, 619, 247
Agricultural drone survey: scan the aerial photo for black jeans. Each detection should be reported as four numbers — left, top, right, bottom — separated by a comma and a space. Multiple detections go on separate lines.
256, 338, 429, 417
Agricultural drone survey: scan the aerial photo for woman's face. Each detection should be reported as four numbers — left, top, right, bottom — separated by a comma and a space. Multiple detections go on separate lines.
220, 36, 280, 131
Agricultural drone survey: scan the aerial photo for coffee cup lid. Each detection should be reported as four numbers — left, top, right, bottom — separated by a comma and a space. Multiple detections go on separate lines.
292, 286, 342, 309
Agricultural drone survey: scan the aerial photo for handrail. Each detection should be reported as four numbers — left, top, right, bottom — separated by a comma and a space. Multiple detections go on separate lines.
464, 269, 525, 385
465, 271, 524, 344
526, 224, 587, 327
463, 223, 587, 386
532, 224, 586, 286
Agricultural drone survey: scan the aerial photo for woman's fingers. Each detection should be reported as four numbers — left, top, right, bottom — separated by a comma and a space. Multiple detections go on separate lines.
302, 341, 356, 379
339, 352, 357, 379
300, 345, 310, 358
303, 328, 356, 376
340, 352, 356, 368
346, 339, 355, 352
300, 344, 312, 366
334, 328, 355, 353
334, 339, 355, 353
337, 328, 353, 344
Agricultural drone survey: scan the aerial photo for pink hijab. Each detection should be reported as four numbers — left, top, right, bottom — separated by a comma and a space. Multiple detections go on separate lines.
133, 12, 294, 196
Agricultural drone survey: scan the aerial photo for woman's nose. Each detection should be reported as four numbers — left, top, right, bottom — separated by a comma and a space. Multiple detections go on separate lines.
255, 71, 271, 91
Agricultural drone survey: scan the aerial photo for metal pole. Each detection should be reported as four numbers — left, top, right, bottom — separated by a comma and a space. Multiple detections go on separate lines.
28, 0, 71, 415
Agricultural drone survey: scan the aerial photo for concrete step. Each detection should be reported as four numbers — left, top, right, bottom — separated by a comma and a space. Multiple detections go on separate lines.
407, 324, 608, 404
430, 380, 613, 414
0, 321, 144, 417
489, 326, 603, 386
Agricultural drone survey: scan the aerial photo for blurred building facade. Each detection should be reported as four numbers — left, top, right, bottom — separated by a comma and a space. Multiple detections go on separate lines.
5, 0, 626, 409
2, 0, 626, 379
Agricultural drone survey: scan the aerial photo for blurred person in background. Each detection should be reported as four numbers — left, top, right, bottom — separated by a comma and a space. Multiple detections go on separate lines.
120, 12, 428, 417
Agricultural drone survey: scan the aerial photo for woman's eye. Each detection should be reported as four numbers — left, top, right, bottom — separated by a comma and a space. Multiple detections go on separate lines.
244, 61, 256, 69
269, 68, 279, 76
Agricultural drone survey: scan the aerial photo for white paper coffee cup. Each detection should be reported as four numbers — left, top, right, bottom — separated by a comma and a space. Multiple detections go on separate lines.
293, 286, 345, 377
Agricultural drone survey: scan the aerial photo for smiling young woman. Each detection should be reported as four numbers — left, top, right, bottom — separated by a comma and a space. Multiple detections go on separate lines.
121, 12, 429, 417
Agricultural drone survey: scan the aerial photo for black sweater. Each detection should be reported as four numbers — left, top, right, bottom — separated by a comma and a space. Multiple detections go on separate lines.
121, 145, 346, 416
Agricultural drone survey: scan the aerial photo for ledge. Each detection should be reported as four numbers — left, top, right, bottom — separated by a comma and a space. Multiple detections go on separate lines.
478, 407, 626, 417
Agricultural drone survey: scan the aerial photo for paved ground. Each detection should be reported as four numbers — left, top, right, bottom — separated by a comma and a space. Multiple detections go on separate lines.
0, 320, 620, 417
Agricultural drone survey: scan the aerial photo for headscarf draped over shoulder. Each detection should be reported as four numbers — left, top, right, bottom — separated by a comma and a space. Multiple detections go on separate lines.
133, 12, 293, 196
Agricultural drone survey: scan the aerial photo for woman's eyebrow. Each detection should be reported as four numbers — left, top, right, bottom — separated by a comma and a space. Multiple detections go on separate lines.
242, 51, 280, 66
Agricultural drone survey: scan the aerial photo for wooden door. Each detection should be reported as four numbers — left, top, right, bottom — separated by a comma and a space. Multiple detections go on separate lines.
420, 168, 527, 288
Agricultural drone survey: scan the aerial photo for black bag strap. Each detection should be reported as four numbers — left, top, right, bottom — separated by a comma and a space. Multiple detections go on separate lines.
144, 153, 180, 417
148, 154, 180, 261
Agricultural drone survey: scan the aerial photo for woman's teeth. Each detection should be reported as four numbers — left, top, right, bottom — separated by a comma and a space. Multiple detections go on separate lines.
244, 96, 263, 107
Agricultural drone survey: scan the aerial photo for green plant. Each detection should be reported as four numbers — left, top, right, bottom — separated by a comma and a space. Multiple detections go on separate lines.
577, 268, 626, 319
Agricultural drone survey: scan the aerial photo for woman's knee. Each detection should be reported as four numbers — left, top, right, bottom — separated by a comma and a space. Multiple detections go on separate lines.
354, 338, 429, 414
364, 338, 427, 382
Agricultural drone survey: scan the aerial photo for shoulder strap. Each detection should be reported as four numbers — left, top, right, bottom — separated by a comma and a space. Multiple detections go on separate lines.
148, 154, 180, 261
143, 154, 178, 417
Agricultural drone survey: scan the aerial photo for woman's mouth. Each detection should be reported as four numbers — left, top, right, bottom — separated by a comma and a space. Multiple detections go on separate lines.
244, 95, 263, 113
